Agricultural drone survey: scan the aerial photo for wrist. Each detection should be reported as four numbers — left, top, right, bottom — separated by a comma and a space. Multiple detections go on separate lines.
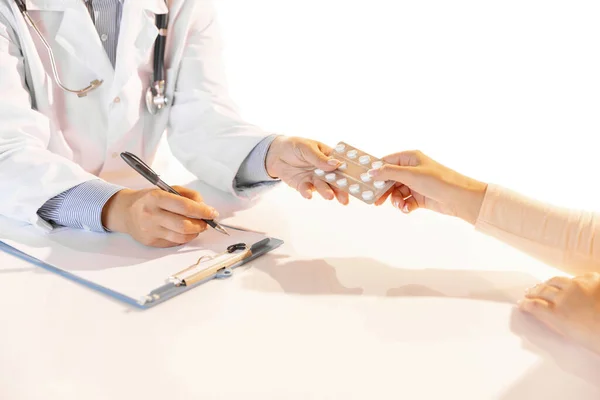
102, 189, 135, 233
455, 177, 488, 225
265, 135, 286, 178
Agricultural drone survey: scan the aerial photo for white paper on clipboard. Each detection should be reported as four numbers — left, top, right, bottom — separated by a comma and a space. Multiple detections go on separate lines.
0, 217, 270, 301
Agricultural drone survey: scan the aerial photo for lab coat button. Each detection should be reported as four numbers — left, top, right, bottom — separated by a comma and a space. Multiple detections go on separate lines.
113, 97, 121, 103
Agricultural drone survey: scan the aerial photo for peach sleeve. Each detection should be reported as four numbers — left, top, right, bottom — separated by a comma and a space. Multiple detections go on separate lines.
474, 184, 600, 274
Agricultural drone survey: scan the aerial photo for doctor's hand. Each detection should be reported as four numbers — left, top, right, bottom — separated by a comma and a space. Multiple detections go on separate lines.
101, 186, 218, 248
370, 151, 487, 224
519, 273, 600, 355
265, 136, 349, 205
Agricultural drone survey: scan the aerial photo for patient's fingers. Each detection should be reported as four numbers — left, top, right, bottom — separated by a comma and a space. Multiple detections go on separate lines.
375, 187, 394, 206
391, 186, 419, 213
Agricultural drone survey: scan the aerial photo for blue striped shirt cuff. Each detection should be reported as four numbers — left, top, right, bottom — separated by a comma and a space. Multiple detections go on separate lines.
37, 180, 124, 232
235, 134, 280, 187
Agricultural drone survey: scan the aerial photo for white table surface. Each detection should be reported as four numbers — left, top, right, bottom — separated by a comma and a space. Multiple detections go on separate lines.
1, 179, 600, 400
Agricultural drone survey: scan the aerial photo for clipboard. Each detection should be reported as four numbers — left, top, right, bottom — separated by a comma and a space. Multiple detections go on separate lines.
0, 222, 283, 309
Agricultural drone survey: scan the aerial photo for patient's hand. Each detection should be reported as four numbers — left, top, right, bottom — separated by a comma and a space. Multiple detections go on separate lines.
520, 273, 600, 354
369, 150, 487, 224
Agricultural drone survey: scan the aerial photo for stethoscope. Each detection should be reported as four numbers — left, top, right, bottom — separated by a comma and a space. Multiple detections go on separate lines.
14, 0, 169, 115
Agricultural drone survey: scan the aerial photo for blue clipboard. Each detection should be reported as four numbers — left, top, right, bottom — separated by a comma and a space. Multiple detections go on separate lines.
0, 225, 283, 309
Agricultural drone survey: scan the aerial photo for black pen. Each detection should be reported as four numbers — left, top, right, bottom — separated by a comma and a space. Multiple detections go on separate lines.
120, 151, 230, 236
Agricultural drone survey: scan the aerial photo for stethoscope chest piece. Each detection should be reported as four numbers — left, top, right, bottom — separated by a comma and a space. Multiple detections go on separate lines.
145, 81, 168, 115
145, 12, 170, 115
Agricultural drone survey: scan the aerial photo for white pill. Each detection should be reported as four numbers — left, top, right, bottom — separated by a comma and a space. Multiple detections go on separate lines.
362, 191, 374, 201
314, 168, 325, 176
371, 161, 384, 169
349, 184, 360, 194
338, 162, 348, 171
347, 150, 358, 159
325, 173, 336, 181
359, 155, 371, 165
374, 180, 386, 189
336, 178, 348, 187
335, 144, 346, 153
360, 172, 371, 182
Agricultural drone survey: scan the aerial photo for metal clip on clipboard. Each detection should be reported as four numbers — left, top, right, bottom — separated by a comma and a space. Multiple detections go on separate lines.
137, 240, 266, 306
168, 243, 249, 286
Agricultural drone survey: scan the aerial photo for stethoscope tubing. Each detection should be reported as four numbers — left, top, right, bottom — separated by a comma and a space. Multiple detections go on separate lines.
13, 0, 168, 112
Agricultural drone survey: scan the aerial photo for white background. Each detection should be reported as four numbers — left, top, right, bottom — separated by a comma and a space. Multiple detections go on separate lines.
4, 2, 600, 399
214, 0, 600, 210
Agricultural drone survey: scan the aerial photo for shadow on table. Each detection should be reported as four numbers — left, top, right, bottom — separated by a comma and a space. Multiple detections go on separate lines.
497, 309, 600, 399
243, 255, 538, 303
243, 254, 600, 399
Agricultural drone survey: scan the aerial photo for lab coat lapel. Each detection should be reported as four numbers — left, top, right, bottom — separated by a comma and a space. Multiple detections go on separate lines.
25, 0, 78, 12
49, 0, 115, 84
113, 0, 167, 90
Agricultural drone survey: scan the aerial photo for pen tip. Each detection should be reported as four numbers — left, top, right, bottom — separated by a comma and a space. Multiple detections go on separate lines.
216, 225, 230, 236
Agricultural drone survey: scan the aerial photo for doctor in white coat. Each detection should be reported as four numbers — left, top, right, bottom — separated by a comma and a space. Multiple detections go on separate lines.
0, 0, 348, 247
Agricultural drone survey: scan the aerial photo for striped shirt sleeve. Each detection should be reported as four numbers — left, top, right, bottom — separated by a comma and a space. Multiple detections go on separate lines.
37, 180, 124, 232
235, 134, 280, 187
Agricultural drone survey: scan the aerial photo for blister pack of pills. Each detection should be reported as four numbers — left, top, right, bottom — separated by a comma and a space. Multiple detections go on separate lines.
313, 142, 394, 204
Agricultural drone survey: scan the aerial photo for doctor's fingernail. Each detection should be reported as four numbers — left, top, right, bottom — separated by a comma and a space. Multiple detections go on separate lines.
393, 201, 400, 209
402, 204, 409, 213
368, 168, 380, 176
328, 159, 341, 166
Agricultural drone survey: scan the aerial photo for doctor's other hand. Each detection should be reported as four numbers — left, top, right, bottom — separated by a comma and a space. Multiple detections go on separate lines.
519, 273, 600, 355
370, 151, 487, 225
265, 136, 349, 205
101, 186, 217, 248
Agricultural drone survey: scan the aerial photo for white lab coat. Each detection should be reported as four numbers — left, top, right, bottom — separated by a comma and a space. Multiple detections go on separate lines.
0, 0, 271, 230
